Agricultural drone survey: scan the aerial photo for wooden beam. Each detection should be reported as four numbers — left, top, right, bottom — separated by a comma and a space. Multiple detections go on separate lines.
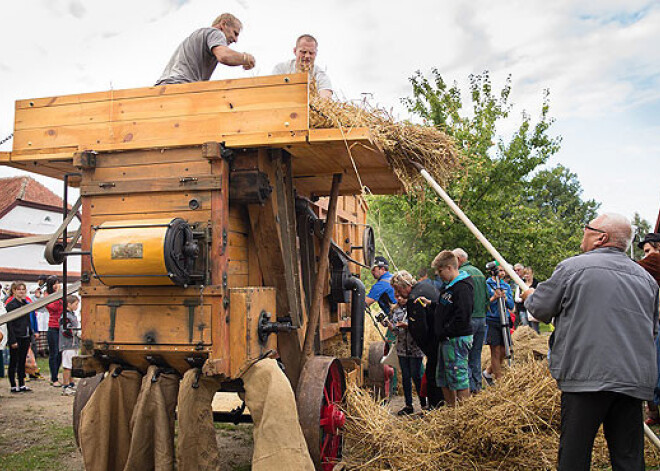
247, 149, 306, 386
300, 173, 342, 368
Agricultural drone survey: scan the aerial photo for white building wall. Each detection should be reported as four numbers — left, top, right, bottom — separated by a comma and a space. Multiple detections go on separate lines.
0, 244, 80, 273
0, 205, 80, 234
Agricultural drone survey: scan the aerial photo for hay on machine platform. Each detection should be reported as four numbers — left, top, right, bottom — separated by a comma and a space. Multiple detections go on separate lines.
309, 96, 461, 194
341, 328, 660, 470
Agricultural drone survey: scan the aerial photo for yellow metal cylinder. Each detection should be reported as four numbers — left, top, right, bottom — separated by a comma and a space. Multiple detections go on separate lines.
91, 218, 179, 286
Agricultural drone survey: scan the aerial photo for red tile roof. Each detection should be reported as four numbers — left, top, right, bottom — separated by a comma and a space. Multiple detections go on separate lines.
0, 176, 65, 216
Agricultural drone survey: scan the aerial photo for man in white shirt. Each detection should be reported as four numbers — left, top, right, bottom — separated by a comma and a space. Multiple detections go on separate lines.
273, 34, 333, 98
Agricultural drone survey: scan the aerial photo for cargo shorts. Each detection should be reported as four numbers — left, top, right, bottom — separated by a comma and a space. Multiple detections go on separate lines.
436, 335, 473, 391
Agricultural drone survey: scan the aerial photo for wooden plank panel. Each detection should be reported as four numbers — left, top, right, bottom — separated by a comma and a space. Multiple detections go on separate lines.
92, 147, 203, 168
16, 84, 308, 130
91, 160, 212, 181
228, 260, 248, 275
227, 245, 248, 261
14, 106, 307, 152
16, 74, 308, 109
228, 231, 248, 248
93, 302, 212, 345
89, 191, 212, 215
81, 175, 220, 196
227, 275, 248, 288
89, 210, 211, 227
228, 288, 277, 377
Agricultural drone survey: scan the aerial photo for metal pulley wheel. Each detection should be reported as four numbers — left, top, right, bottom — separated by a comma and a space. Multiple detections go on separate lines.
297, 356, 346, 471
367, 341, 394, 400
362, 226, 375, 267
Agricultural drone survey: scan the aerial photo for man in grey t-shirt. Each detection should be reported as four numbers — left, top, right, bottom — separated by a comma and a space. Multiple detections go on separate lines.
273, 34, 332, 98
156, 13, 255, 85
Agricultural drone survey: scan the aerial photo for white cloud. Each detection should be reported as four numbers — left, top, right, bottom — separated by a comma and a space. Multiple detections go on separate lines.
0, 0, 658, 224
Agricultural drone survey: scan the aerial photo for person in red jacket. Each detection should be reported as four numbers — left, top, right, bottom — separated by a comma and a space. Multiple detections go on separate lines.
45, 276, 63, 386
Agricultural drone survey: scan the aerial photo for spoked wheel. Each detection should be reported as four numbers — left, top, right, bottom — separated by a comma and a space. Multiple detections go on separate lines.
367, 341, 394, 400
72, 373, 104, 448
297, 356, 346, 471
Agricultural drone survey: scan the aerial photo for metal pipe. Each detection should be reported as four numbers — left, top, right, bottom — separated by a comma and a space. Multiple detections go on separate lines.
411, 162, 528, 292
344, 276, 366, 359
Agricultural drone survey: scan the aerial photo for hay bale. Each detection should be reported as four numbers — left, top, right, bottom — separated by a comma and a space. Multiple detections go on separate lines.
341, 357, 660, 470
309, 96, 461, 194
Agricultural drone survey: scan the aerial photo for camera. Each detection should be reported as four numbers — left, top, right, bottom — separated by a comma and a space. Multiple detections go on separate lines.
485, 260, 500, 276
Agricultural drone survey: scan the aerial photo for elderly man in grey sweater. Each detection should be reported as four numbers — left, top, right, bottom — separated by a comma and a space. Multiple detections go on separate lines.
523, 213, 659, 471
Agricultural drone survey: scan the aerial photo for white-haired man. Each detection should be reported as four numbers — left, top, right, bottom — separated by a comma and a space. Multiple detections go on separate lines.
273, 34, 333, 98
523, 213, 659, 470
156, 13, 255, 85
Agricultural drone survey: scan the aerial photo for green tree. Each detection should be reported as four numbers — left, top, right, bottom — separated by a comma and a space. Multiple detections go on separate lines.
367, 70, 599, 280
631, 212, 651, 260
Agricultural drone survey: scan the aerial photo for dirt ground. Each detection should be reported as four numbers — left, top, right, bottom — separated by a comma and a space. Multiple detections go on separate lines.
0, 364, 253, 471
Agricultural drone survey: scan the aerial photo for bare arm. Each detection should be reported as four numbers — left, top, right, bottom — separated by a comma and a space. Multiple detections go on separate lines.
212, 45, 255, 70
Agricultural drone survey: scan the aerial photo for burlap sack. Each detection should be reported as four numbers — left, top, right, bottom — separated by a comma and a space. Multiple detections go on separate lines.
79, 364, 142, 471
241, 358, 314, 471
123, 365, 180, 471
176, 368, 224, 471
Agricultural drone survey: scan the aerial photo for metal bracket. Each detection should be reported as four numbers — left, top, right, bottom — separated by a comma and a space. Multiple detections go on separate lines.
107, 299, 123, 342
183, 299, 201, 344
257, 311, 297, 345
221, 228, 227, 255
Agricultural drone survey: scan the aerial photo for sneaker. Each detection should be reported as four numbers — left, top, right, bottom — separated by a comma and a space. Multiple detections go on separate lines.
19, 386, 32, 392
482, 369, 494, 387
51, 381, 62, 387
10, 386, 19, 393
397, 406, 414, 416
62, 386, 76, 397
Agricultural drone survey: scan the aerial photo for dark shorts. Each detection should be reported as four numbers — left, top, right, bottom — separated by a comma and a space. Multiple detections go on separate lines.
485, 321, 507, 346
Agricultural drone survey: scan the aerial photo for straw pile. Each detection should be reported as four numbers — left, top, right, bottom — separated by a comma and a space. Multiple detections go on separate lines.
341, 342, 660, 470
322, 312, 386, 371
309, 96, 461, 193
482, 326, 549, 370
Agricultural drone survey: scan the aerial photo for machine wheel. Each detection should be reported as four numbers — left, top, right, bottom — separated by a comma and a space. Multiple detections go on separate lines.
297, 356, 346, 471
72, 373, 104, 448
367, 341, 394, 400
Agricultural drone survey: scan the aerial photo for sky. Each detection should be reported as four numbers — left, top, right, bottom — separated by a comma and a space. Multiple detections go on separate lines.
0, 0, 658, 228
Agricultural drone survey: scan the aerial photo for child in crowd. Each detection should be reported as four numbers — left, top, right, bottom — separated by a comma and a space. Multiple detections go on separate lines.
432, 251, 474, 406
387, 291, 426, 415
59, 294, 81, 396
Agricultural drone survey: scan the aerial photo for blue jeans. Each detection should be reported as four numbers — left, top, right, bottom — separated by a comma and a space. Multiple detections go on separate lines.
468, 317, 487, 392
398, 355, 423, 407
47, 328, 62, 382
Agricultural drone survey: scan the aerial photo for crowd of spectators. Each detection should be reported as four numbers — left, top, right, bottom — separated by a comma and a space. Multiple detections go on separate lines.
369, 249, 539, 413
368, 214, 659, 470
1, 275, 80, 396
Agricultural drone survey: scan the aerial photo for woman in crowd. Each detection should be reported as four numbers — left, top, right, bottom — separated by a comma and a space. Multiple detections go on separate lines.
387, 290, 426, 415
5, 281, 34, 392
45, 276, 63, 386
